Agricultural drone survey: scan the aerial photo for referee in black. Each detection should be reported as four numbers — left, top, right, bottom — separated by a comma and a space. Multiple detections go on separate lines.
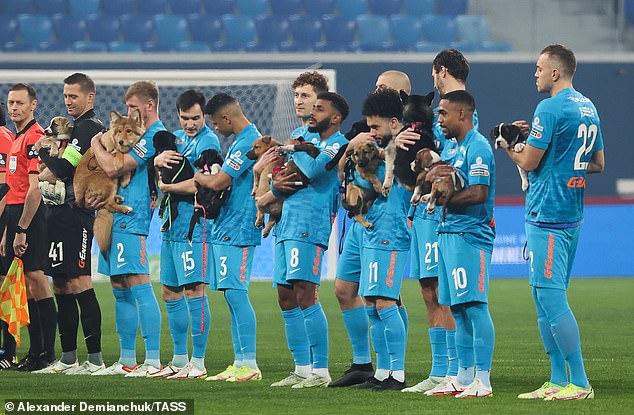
35, 73, 105, 374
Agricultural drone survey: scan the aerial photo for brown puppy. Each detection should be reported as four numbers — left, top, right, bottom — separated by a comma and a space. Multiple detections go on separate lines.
340, 139, 384, 229
424, 164, 464, 224
74, 110, 145, 255
245, 135, 284, 238
410, 148, 441, 206
40, 116, 73, 158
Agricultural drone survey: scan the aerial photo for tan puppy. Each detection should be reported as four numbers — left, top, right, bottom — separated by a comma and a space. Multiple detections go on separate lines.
40, 116, 73, 158
410, 148, 441, 206
424, 164, 464, 225
340, 139, 384, 229
245, 135, 285, 238
74, 110, 145, 254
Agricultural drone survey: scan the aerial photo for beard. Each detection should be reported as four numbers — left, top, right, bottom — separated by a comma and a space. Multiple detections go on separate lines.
307, 116, 331, 134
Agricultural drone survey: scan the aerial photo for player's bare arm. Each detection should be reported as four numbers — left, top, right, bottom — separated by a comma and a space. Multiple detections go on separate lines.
90, 131, 139, 178
505, 144, 545, 172
14, 173, 42, 256
586, 149, 604, 174
193, 169, 232, 192
447, 184, 488, 206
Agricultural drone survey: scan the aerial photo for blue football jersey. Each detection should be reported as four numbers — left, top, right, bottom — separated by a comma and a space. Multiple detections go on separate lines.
275, 131, 349, 248
290, 125, 321, 145
162, 126, 221, 242
439, 128, 496, 252
526, 88, 604, 224
210, 124, 262, 246
113, 120, 164, 235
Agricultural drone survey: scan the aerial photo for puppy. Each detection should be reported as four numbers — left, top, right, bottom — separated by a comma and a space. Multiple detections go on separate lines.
275, 141, 322, 193
40, 116, 73, 158
245, 135, 284, 238
490, 123, 529, 191
74, 110, 145, 255
424, 164, 465, 225
150, 130, 195, 232
409, 148, 441, 206
391, 91, 437, 192
340, 139, 384, 229
187, 149, 229, 243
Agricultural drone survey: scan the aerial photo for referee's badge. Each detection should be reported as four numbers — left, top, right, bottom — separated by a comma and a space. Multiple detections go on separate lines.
9, 155, 17, 173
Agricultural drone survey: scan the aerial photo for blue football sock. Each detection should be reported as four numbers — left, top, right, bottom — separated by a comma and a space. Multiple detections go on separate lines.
446, 329, 458, 377
398, 304, 409, 339
130, 283, 162, 365
537, 288, 589, 388
303, 303, 329, 369
187, 295, 210, 359
377, 305, 406, 372
165, 297, 189, 359
464, 302, 495, 372
341, 306, 371, 365
112, 287, 138, 367
429, 327, 448, 377
225, 289, 257, 367
281, 307, 311, 367
532, 287, 568, 385
451, 305, 475, 382
226, 297, 243, 364
366, 306, 389, 370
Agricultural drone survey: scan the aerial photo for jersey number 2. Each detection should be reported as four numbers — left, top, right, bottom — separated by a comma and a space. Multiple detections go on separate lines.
574, 124, 597, 170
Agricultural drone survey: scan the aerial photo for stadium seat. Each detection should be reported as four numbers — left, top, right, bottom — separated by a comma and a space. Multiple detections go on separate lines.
353, 15, 392, 52
51, 14, 87, 45
255, 15, 289, 50
415, 41, 449, 52
337, 0, 368, 19
0, 0, 32, 15
288, 15, 322, 47
119, 15, 154, 43
187, 14, 222, 43
33, 0, 65, 15
390, 15, 423, 51
137, 0, 167, 15
278, 40, 311, 52
4, 41, 37, 52
72, 40, 108, 52
103, 0, 135, 15
142, 41, 175, 52
448, 41, 479, 53
177, 40, 211, 52
403, 0, 433, 15
217, 14, 257, 50
627, 0, 634, 24
479, 40, 512, 52
368, 0, 400, 16
153, 14, 189, 46
270, 0, 302, 16
435, 0, 467, 16
321, 15, 355, 49
108, 40, 142, 52
303, 0, 335, 16
68, 0, 100, 19
37, 41, 68, 51
455, 15, 489, 44
421, 15, 455, 43
86, 15, 120, 43
17, 15, 52, 45
203, 0, 235, 16
168, 0, 201, 15
0, 16, 18, 44
237, 0, 268, 17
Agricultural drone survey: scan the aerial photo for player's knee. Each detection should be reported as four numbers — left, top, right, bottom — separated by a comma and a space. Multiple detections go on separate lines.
334, 279, 358, 306
535, 287, 570, 321
161, 284, 183, 301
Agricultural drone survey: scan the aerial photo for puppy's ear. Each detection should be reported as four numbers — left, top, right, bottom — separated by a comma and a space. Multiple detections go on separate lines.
130, 109, 143, 125
262, 136, 271, 144
110, 111, 122, 125
424, 91, 434, 105
399, 90, 409, 105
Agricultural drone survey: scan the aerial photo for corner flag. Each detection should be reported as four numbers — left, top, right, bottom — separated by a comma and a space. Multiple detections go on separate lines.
0, 258, 30, 346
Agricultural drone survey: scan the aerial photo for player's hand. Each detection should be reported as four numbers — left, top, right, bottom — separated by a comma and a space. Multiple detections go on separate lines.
34, 135, 46, 151
512, 120, 530, 134
194, 171, 212, 189
426, 164, 456, 182
154, 150, 182, 169
13, 232, 27, 257
395, 128, 420, 151
90, 132, 103, 148
255, 191, 278, 209
0, 229, 6, 257
85, 194, 107, 210
349, 132, 377, 147
272, 170, 302, 194
159, 182, 173, 193
253, 147, 279, 175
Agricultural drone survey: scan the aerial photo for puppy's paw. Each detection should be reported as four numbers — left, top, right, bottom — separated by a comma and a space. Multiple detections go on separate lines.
410, 194, 420, 206
426, 205, 436, 214
521, 180, 529, 192
514, 142, 526, 152
381, 185, 391, 197
420, 194, 431, 203
114, 195, 124, 204
124, 206, 133, 214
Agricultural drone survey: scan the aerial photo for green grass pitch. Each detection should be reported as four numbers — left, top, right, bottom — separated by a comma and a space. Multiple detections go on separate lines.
1, 277, 633, 414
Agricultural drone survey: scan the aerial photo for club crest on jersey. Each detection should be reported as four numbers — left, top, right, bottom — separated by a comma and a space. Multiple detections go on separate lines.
9, 155, 17, 173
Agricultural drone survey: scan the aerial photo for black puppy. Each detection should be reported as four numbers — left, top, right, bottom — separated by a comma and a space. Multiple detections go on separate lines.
187, 148, 229, 243
391, 91, 437, 191
149, 131, 195, 232
489, 123, 529, 191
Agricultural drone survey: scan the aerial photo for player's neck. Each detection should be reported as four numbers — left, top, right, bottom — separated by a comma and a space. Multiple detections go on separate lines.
232, 115, 251, 136
14, 115, 34, 132
319, 125, 339, 140
73, 107, 93, 121
549, 81, 573, 97
144, 113, 159, 129
441, 79, 466, 95
455, 123, 474, 144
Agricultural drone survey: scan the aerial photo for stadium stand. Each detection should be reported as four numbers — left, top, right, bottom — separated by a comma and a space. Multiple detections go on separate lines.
0, 0, 508, 53
108, 40, 142, 52
71, 40, 108, 52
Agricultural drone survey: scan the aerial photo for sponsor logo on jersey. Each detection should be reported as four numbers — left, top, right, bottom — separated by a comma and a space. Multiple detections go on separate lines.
579, 106, 595, 118
0, 153, 5, 168
227, 159, 240, 170
230, 150, 244, 165
134, 138, 148, 158
70, 138, 81, 151
27, 145, 38, 159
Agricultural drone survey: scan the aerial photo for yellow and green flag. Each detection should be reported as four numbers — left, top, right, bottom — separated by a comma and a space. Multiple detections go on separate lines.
0, 258, 30, 346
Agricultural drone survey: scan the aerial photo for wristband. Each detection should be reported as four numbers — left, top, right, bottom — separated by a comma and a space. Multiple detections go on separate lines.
15, 225, 28, 234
